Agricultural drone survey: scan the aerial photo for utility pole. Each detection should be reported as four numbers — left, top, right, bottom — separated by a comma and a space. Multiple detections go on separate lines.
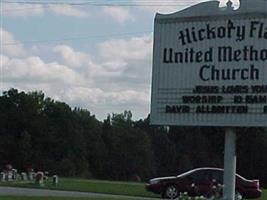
223, 128, 237, 200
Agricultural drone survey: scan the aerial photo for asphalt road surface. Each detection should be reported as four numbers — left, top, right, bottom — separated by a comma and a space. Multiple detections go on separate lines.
0, 186, 158, 199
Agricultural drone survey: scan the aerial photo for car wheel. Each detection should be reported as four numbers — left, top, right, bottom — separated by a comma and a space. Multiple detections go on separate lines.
163, 185, 179, 199
235, 191, 243, 200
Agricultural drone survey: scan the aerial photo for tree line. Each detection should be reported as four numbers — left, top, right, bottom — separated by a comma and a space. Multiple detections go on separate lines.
0, 88, 266, 187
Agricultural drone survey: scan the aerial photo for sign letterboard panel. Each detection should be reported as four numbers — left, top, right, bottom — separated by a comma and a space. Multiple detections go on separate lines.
150, 1, 267, 127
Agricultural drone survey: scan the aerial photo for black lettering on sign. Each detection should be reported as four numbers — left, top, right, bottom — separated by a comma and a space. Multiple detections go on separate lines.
177, 20, 246, 46
195, 105, 248, 114
166, 105, 190, 113
182, 95, 223, 104
193, 86, 219, 93
218, 46, 267, 62
199, 65, 259, 81
163, 47, 213, 64
234, 96, 243, 103
250, 21, 267, 39
245, 95, 267, 104
251, 85, 267, 93
222, 85, 249, 93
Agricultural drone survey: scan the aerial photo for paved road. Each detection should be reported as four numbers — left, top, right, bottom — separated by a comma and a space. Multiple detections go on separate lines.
0, 186, 159, 199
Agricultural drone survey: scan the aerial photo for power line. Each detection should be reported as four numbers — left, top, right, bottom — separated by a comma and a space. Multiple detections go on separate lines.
3, 0, 200, 3
2, 5, 195, 13
2, 4, 197, 13
2, 30, 153, 46
2, 0, 199, 6
1, 0, 203, 12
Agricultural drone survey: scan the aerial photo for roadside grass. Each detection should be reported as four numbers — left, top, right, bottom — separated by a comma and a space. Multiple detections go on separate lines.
0, 197, 134, 200
259, 189, 267, 200
0, 193, 266, 200
0, 178, 265, 199
0, 178, 158, 198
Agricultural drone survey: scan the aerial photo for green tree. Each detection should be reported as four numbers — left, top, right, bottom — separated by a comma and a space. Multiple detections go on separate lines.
102, 111, 154, 180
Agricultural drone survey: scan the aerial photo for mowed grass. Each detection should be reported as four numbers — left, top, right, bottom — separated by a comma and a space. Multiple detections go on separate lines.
259, 189, 267, 200
0, 197, 134, 200
0, 178, 158, 198
52, 178, 155, 197
0, 192, 266, 200
0, 178, 265, 199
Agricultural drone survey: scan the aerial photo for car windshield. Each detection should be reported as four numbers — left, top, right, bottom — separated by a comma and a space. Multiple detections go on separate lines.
176, 169, 195, 178
176, 168, 249, 181
236, 173, 250, 181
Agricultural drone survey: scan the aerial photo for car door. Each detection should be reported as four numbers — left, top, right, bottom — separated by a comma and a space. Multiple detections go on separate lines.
210, 170, 223, 185
181, 170, 211, 197
209, 170, 223, 197
181, 174, 198, 196
193, 170, 213, 197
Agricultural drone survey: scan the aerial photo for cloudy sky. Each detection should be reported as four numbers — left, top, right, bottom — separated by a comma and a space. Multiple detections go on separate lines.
0, 0, 240, 120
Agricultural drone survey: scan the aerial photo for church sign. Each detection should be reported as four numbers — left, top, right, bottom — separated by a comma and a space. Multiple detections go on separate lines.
150, 0, 267, 127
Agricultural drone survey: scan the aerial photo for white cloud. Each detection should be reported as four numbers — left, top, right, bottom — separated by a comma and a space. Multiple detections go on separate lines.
1, 28, 27, 57
48, 5, 89, 18
53, 44, 135, 79
53, 45, 115, 79
102, 60, 128, 72
2, 0, 240, 19
134, 0, 195, 14
65, 87, 149, 106
135, 0, 240, 14
2, 3, 44, 17
1, 0, 244, 121
62, 86, 150, 119
98, 34, 152, 62
102, 6, 135, 23
91, 34, 153, 111
1, 31, 153, 120
53, 45, 90, 68
2, 3, 89, 18
3, 55, 84, 85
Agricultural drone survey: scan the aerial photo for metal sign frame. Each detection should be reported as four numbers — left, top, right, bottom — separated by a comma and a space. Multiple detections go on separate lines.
150, 0, 267, 127
150, 1, 267, 200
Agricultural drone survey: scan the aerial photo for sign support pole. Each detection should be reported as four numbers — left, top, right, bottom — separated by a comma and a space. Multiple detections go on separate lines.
223, 128, 237, 200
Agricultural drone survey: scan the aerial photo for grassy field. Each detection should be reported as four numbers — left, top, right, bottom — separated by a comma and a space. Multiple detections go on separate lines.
0, 178, 265, 199
259, 189, 267, 200
0, 194, 266, 200
0, 197, 134, 200
0, 178, 157, 198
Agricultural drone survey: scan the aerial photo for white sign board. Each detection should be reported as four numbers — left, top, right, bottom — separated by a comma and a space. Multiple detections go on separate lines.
150, 0, 267, 127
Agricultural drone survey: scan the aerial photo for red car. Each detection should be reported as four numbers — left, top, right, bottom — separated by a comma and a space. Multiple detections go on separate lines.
146, 168, 261, 199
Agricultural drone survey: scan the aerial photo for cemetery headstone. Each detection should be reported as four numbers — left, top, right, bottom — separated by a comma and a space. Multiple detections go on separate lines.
35, 171, 44, 186
0, 172, 5, 182
12, 169, 17, 180
21, 172, 27, 181
53, 175, 58, 186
